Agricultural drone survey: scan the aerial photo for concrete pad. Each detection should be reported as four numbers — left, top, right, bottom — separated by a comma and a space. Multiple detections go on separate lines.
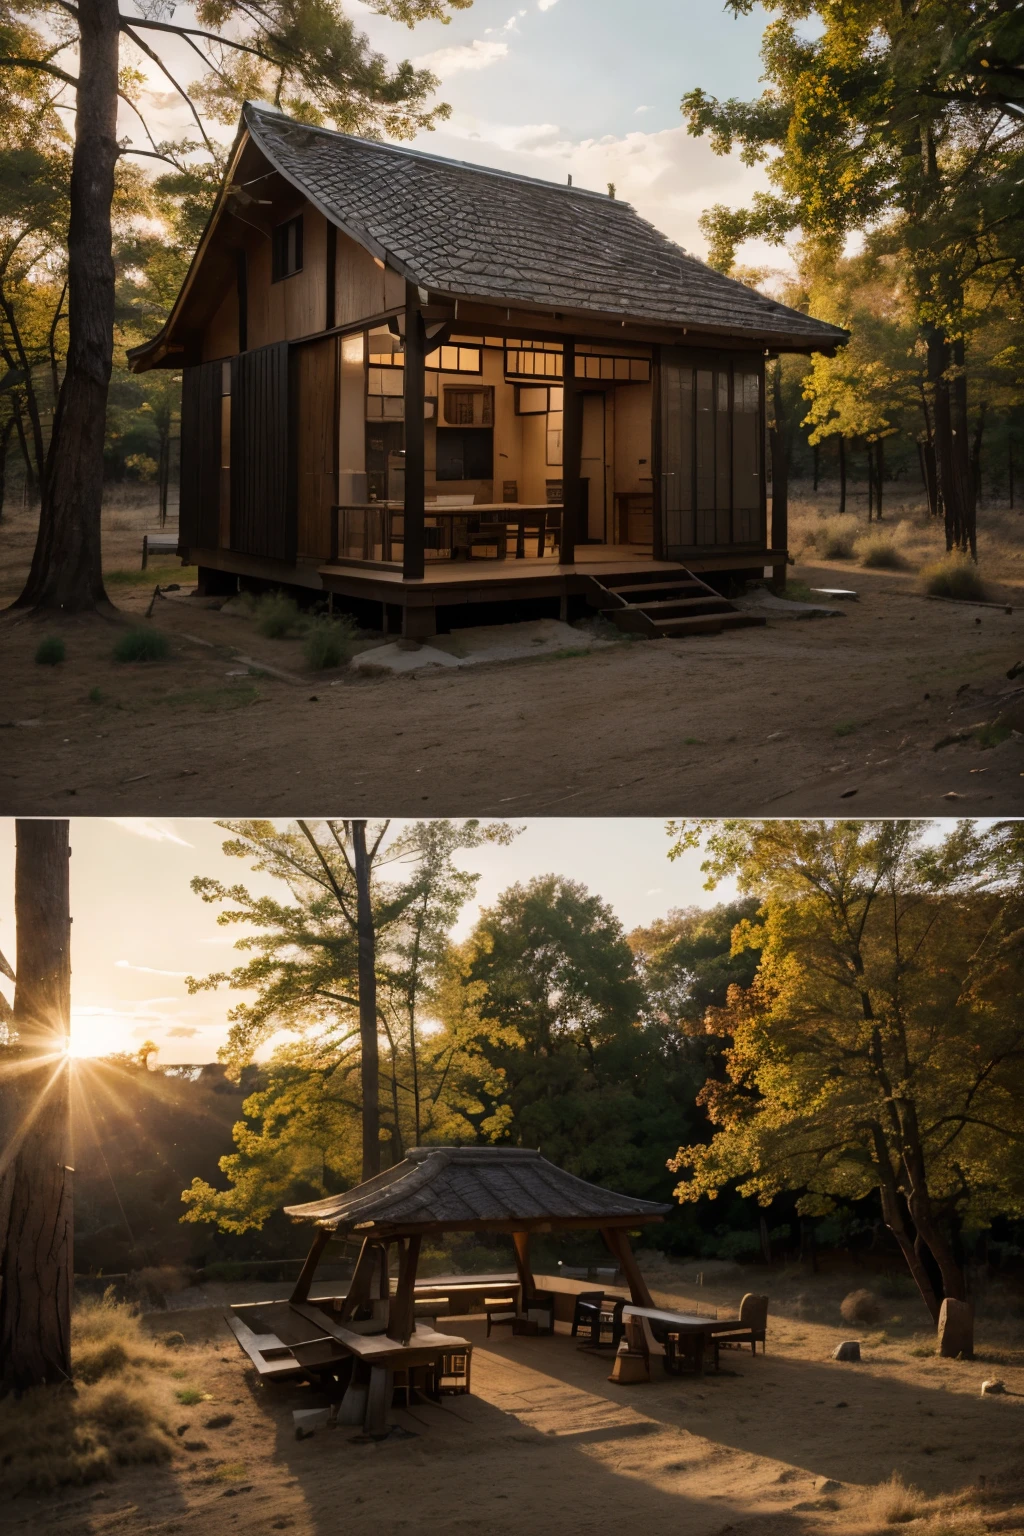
351, 619, 615, 674
733, 590, 844, 620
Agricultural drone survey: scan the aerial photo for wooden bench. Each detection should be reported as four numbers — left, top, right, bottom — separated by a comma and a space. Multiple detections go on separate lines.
141, 533, 179, 569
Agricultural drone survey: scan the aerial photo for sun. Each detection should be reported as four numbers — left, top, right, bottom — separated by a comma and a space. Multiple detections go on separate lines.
69, 1009, 132, 1059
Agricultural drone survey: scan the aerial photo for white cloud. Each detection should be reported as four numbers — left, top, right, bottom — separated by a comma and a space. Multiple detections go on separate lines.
635, 105, 653, 114
166, 1026, 200, 1038
106, 818, 193, 847
538, 0, 559, 9
415, 39, 509, 75
116, 959, 189, 977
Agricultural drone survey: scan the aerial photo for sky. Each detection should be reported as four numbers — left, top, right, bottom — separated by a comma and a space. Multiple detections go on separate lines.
115, 0, 783, 267
0, 817, 733, 1064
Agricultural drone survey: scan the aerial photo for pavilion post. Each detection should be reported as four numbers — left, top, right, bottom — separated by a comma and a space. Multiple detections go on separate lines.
402, 281, 426, 582
600, 1226, 654, 1309
387, 1233, 421, 1344
338, 1236, 378, 1321
560, 336, 580, 565
289, 1227, 331, 1304
512, 1230, 537, 1305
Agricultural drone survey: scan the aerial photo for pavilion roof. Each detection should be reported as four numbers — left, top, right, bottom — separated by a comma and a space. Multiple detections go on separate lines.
284, 1147, 672, 1235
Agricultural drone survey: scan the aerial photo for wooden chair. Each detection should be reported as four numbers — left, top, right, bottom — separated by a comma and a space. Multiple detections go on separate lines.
467, 521, 509, 560
484, 1294, 519, 1337
430, 1347, 472, 1395
715, 1294, 769, 1358
523, 1290, 556, 1336
570, 1290, 606, 1345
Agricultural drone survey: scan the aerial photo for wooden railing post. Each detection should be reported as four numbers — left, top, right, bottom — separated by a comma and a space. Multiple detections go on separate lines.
560, 337, 580, 565
403, 282, 426, 581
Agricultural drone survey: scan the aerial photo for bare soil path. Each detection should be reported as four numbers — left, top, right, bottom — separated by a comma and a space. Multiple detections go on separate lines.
11, 1262, 1024, 1536
2, 499, 1023, 813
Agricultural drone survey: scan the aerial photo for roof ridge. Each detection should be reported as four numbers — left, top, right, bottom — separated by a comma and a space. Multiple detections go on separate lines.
243, 102, 634, 208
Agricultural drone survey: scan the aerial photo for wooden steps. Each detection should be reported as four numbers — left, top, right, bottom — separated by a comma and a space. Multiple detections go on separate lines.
585, 567, 765, 639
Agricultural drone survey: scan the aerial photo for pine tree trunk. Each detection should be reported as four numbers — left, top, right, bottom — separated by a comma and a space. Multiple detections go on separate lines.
351, 821, 380, 1181
0, 821, 73, 1395
927, 325, 975, 558
876, 438, 884, 520
14, 0, 118, 612
769, 362, 788, 555
838, 436, 847, 513
0, 415, 15, 521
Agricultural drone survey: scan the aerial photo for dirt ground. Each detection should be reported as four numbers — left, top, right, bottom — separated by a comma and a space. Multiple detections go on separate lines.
12, 1258, 1024, 1536
2, 495, 1024, 815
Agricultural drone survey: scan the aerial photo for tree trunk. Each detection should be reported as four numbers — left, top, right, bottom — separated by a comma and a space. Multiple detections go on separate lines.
157, 428, 169, 529
971, 401, 986, 512
927, 324, 975, 558
0, 821, 73, 1394
0, 415, 16, 521
812, 441, 819, 494
15, 0, 119, 612
769, 361, 788, 556
12, 403, 37, 507
866, 441, 874, 522
351, 821, 380, 1181
876, 438, 884, 521
838, 436, 847, 513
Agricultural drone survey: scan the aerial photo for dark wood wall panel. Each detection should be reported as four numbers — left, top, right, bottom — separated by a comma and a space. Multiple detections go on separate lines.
230, 342, 295, 561
178, 361, 221, 552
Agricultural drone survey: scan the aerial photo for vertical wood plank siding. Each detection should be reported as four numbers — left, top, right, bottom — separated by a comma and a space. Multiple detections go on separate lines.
230, 341, 296, 561
178, 360, 222, 553
659, 348, 765, 558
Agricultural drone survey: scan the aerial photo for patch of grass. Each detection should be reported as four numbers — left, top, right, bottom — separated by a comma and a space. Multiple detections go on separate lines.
0, 1293, 174, 1497
779, 579, 815, 602
833, 720, 859, 737
859, 533, 908, 569
977, 722, 1012, 750
254, 590, 300, 638
211, 1461, 247, 1481
157, 684, 259, 712
683, 736, 703, 746
174, 1387, 212, 1406
921, 553, 988, 602
104, 565, 196, 589
301, 614, 358, 669
88, 686, 105, 704
112, 626, 170, 663
865, 1472, 929, 1525
908, 1342, 936, 1357
35, 635, 66, 666
813, 516, 858, 560
548, 646, 591, 661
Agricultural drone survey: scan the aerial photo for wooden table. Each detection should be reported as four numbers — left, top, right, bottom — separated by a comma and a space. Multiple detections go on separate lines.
623, 1305, 740, 1375
423, 504, 560, 560
409, 1273, 522, 1317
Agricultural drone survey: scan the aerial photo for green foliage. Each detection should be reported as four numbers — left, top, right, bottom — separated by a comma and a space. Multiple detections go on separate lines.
112, 627, 170, 663
301, 615, 357, 669
253, 592, 300, 639
34, 635, 65, 665
921, 554, 988, 602
665, 819, 1024, 1312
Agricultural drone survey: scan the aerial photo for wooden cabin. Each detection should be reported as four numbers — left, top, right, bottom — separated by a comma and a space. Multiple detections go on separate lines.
130, 102, 846, 640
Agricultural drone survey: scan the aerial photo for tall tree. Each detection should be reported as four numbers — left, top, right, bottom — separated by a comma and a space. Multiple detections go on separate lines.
665, 819, 1024, 1344
683, 0, 1024, 556
0, 820, 73, 1394
4, 0, 471, 612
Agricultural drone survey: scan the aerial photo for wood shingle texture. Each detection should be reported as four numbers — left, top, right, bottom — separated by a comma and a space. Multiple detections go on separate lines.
244, 102, 846, 351
284, 1147, 672, 1236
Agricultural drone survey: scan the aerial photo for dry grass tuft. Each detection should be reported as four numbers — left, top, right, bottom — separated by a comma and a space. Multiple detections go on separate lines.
841, 1288, 884, 1325
811, 516, 859, 560
865, 1471, 930, 1524
921, 553, 988, 603
858, 532, 909, 569
0, 1293, 176, 1496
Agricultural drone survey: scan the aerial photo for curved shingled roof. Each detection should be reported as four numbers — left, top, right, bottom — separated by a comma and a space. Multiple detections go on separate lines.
244, 103, 846, 352
284, 1146, 672, 1233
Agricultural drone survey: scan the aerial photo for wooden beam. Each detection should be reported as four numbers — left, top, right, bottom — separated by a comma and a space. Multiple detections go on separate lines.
512, 1231, 537, 1305
289, 1227, 330, 1303
386, 1233, 421, 1345
338, 1237, 376, 1322
325, 221, 337, 332
560, 336, 580, 564
651, 343, 664, 561
403, 281, 426, 581
600, 1226, 653, 1308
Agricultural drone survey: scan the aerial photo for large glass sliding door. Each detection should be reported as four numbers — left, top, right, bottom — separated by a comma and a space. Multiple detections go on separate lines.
660, 348, 765, 558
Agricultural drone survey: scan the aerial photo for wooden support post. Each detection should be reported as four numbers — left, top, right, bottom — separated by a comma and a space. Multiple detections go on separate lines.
387, 1233, 421, 1344
338, 1237, 377, 1321
651, 344, 664, 561
290, 1227, 330, 1304
403, 281, 426, 581
560, 337, 580, 566
601, 1227, 654, 1309
512, 1231, 536, 1306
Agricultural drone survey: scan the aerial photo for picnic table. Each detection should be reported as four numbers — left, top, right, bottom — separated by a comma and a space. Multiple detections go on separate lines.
623, 1305, 744, 1375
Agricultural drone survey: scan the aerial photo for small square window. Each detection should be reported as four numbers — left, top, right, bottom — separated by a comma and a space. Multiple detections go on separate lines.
272, 216, 303, 281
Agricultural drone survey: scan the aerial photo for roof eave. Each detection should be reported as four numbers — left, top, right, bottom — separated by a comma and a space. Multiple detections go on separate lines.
288, 1211, 671, 1236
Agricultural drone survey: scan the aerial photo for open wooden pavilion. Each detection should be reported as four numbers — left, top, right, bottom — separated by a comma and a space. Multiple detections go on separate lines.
285, 1145, 672, 1343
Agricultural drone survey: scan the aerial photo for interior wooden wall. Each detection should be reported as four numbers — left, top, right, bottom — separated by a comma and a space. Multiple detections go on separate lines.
295, 337, 337, 559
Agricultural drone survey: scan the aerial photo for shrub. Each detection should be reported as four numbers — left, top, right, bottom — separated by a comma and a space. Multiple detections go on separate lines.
922, 553, 987, 602
35, 636, 66, 665
302, 615, 357, 670
779, 579, 814, 602
859, 534, 907, 569
841, 1288, 883, 1325
112, 626, 170, 663
865, 1472, 928, 1525
254, 590, 300, 638
813, 517, 857, 560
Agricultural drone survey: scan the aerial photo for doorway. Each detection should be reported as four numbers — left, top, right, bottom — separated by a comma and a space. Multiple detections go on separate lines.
580, 392, 608, 542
